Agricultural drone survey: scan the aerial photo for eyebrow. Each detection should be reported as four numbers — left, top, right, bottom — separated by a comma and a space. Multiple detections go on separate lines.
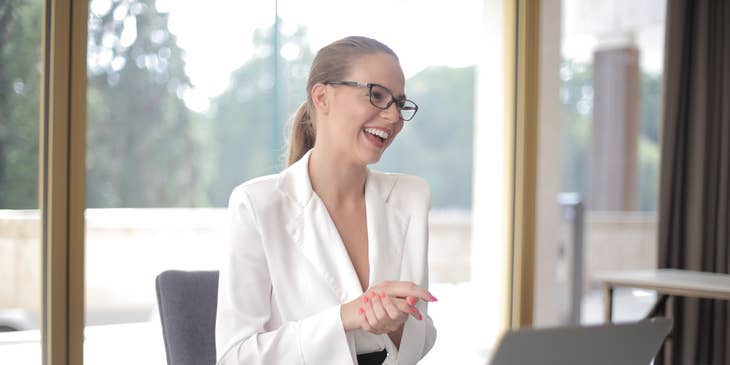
391, 89, 406, 100
389, 86, 406, 99
370, 82, 406, 99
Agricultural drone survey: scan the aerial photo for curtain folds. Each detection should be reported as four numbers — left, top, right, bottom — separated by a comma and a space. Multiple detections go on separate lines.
658, 0, 730, 364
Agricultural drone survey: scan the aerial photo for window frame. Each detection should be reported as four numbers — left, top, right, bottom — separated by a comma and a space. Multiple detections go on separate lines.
40, 0, 87, 363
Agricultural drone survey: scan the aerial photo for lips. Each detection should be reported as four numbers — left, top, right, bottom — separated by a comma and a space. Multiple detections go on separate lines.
363, 127, 390, 140
363, 129, 386, 148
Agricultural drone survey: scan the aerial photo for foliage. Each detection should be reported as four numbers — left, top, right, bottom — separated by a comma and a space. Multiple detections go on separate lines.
205, 24, 313, 206
86, 0, 208, 207
0, 1, 660, 212
375, 66, 475, 209
638, 72, 662, 211
0, 0, 42, 209
207, 29, 475, 209
560, 60, 662, 211
559, 60, 592, 197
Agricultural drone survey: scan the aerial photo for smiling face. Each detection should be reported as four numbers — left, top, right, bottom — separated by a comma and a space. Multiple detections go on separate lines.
312, 52, 406, 166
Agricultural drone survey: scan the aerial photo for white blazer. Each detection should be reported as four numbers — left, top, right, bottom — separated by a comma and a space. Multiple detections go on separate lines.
215, 149, 437, 365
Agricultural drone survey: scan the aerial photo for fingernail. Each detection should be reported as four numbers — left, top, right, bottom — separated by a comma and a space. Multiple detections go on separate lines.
410, 307, 417, 314
363, 296, 369, 304
358, 307, 365, 315
417, 313, 423, 320
370, 291, 377, 298
407, 297, 416, 306
428, 293, 438, 302
380, 292, 387, 299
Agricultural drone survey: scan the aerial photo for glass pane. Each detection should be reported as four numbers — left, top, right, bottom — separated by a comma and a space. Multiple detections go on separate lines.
533, 0, 666, 327
84, 0, 507, 363
277, 1, 503, 363
84, 0, 275, 362
0, 0, 44, 363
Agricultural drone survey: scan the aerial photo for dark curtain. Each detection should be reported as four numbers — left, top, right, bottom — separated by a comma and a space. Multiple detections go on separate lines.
657, 0, 730, 364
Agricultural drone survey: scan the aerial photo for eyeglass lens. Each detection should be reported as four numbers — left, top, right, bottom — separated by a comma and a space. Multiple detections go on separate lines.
368, 84, 417, 121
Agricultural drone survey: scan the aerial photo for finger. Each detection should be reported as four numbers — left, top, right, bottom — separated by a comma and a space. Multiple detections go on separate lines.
379, 292, 406, 321
370, 292, 390, 323
406, 296, 417, 306
362, 295, 381, 333
358, 307, 373, 332
392, 297, 423, 320
382, 282, 436, 303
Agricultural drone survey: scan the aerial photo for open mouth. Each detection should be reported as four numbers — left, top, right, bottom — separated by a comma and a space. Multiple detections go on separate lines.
363, 127, 390, 143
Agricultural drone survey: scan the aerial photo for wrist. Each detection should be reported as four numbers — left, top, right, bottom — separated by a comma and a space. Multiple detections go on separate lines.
340, 301, 359, 332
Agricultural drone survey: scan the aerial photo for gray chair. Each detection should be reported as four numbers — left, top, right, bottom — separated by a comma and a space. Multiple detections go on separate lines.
156, 270, 219, 365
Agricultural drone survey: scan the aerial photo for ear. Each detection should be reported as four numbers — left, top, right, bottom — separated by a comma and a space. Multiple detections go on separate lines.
311, 82, 330, 115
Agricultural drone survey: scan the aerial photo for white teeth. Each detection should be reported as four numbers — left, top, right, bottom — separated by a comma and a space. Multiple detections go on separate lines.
364, 128, 390, 140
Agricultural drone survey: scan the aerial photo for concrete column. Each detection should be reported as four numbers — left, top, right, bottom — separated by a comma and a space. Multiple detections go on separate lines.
587, 46, 640, 211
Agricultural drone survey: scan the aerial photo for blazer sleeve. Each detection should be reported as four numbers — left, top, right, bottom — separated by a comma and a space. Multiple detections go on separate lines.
215, 187, 353, 365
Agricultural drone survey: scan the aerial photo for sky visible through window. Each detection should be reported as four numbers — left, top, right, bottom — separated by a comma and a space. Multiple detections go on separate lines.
156, 0, 484, 112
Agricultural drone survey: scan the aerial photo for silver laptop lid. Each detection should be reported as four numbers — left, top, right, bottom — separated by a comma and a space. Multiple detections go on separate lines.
490, 318, 672, 365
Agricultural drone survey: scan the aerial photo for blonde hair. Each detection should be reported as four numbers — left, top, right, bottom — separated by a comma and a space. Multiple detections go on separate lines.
286, 36, 399, 166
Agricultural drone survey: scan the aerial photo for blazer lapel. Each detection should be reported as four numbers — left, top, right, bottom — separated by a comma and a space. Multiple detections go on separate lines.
300, 195, 364, 302
278, 152, 410, 302
279, 150, 362, 303
365, 170, 410, 288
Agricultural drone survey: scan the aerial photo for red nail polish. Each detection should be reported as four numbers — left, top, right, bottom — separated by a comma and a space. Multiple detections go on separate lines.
431, 295, 438, 302
358, 308, 365, 315
380, 292, 387, 299
410, 307, 417, 314
370, 291, 377, 298
363, 296, 369, 304
407, 297, 416, 306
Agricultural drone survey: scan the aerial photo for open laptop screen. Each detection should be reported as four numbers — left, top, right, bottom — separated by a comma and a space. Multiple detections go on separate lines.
489, 318, 672, 365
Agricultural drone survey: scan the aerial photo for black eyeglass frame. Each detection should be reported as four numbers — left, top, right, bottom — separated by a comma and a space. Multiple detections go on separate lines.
323, 81, 419, 121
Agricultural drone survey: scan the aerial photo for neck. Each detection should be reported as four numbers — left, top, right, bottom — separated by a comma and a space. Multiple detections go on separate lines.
308, 145, 367, 207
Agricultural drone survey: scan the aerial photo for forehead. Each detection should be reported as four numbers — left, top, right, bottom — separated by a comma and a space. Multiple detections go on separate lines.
346, 53, 406, 96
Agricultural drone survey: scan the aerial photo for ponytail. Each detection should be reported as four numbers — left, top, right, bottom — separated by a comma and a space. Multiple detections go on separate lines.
287, 102, 316, 166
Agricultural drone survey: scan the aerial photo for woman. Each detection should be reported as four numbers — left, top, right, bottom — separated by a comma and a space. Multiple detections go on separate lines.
215, 36, 437, 365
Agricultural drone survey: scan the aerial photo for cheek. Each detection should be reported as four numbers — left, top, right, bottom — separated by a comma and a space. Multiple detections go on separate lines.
391, 123, 404, 140
337, 104, 372, 129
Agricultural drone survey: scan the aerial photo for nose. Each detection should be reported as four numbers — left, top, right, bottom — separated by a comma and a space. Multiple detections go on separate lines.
380, 101, 403, 123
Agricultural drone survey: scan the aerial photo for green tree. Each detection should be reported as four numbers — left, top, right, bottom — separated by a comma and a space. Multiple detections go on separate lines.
206, 24, 313, 206
0, 0, 42, 209
560, 60, 592, 197
207, 26, 476, 209
638, 72, 661, 211
86, 0, 208, 207
376, 66, 475, 209
560, 60, 662, 211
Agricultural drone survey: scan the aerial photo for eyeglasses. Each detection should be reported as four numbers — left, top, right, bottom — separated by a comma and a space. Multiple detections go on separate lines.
323, 81, 419, 121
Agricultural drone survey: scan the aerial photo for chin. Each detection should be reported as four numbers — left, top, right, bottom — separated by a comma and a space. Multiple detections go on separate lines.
360, 150, 384, 166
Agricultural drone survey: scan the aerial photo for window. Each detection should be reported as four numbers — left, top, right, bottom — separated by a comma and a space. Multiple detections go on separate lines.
1, 0, 516, 362
533, 0, 666, 327
0, 0, 44, 362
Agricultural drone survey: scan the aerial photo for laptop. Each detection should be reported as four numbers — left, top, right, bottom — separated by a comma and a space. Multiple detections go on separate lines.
489, 318, 673, 365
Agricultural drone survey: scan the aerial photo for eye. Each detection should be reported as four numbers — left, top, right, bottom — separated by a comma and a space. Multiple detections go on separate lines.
370, 89, 387, 102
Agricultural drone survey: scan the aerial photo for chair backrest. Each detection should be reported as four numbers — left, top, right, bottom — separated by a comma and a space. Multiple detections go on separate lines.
156, 270, 219, 365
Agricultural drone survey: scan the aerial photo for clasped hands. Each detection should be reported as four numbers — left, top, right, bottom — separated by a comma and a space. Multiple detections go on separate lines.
341, 281, 437, 334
